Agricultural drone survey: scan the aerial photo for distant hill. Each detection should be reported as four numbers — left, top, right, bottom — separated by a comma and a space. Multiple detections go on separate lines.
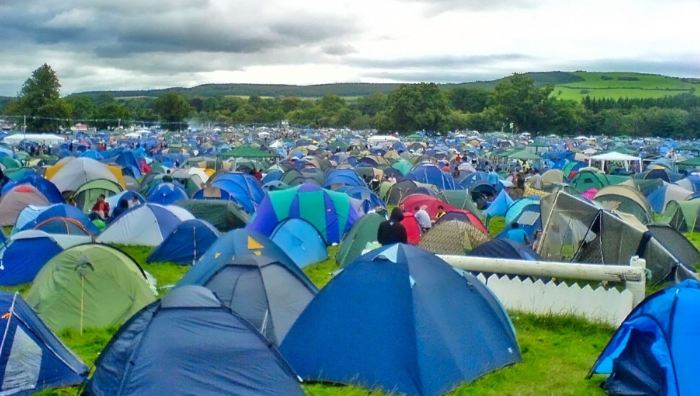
57, 71, 700, 101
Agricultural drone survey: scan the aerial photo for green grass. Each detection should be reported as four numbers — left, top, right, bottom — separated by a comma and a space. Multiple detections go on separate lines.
552, 72, 700, 101
33, 241, 617, 395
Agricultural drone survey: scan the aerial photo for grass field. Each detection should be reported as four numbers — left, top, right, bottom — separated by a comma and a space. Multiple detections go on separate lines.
19, 243, 618, 395
552, 71, 700, 101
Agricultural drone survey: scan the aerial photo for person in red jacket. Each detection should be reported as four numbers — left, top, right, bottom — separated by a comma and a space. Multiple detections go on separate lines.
91, 194, 110, 220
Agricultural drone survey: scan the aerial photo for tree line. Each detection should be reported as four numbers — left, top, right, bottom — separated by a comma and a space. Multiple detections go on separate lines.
3, 64, 700, 137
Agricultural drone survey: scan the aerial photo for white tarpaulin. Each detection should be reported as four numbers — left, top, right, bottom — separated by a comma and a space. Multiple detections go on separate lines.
2, 134, 65, 146
588, 151, 642, 172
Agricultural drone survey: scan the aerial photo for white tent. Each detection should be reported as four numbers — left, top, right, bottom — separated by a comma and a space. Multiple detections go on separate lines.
588, 151, 642, 173
3, 133, 65, 146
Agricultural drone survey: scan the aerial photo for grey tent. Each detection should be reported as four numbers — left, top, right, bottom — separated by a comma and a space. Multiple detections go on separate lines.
177, 255, 317, 346
539, 190, 695, 284
175, 199, 249, 232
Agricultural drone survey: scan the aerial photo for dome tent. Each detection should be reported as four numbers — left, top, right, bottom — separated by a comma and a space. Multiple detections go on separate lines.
71, 178, 123, 213
248, 183, 359, 244
146, 182, 188, 205
0, 185, 50, 226
270, 218, 328, 268
0, 292, 88, 394
26, 244, 156, 332
281, 244, 520, 396
175, 199, 249, 232
178, 254, 317, 346
86, 286, 303, 396
336, 212, 385, 267
0, 230, 64, 286
97, 204, 194, 246
147, 219, 220, 265
591, 280, 700, 395
180, 228, 299, 286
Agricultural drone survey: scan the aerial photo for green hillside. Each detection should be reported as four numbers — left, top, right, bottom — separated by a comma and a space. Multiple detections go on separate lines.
552, 72, 700, 100
57, 71, 700, 102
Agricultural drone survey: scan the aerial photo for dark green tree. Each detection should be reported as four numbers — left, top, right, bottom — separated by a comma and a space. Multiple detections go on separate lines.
493, 74, 553, 133
11, 64, 71, 132
65, 96, 96, 120
153, 92, 192, 129
380, 83, 448, 133
447, 88, 491, 113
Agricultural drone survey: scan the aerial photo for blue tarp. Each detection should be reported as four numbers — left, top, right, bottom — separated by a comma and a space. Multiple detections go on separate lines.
281, 243, 521, 396
87, 286, 303, 396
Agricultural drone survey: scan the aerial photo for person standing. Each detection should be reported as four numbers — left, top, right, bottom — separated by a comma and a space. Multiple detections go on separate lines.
414, 205, 432, 233
377, 207, 408, 245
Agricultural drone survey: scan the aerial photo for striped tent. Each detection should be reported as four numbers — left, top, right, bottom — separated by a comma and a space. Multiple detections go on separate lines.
247, 183, 359, 244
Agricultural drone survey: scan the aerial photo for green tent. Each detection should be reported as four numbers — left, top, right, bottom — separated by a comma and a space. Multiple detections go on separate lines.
678, 157, 700, 167
336, 213, 384, 267
508, 149, 541, 161
220, 146, 276, 159
71, 178, 124, 212
440, 190, 484, 222
26, 244, 156, 333
664, 200, 700, 232
570, 168, 609, 192
175, 199, 249, 232
0, 157, 21, 170
391, 159, 413, 176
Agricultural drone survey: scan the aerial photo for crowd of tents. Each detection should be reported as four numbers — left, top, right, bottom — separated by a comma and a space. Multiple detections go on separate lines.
0, 127, 697, 394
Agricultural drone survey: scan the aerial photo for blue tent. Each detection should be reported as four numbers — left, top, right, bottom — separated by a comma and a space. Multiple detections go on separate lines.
197, 172, 264, 214
14, 203, 99, 235
179, 228, 299, 285
0, 292, 88, 394
281, 244, 520, 396
408, 164, 456, 190
336, 186, 386, 214
324, 169, 366, 189
87, 286, 303, 396
1, 175, 63, 204
106, 191, 145, 217
485, 189, 514, 218
271, 218, 328, 268
147, 219, 220, 265
591, 280, 700, 395
469, 239, 540, 261
147, 182, 189, 205
0, 231, 63, 285
502, 198, 541, 241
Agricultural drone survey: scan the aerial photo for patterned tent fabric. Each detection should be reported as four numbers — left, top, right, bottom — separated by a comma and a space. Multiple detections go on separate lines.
420, 220, 489, 255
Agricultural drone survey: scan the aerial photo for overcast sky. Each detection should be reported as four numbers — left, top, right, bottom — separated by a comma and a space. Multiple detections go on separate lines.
0, 0, 698, 95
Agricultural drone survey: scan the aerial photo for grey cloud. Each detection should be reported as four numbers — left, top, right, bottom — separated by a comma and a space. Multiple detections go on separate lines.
350, 53, 532, 68
404, 0, 537, 15
322, 44, 357, 56
578, 59, 700, 78
0, 1, 358, 56
363, 70, 503, 83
